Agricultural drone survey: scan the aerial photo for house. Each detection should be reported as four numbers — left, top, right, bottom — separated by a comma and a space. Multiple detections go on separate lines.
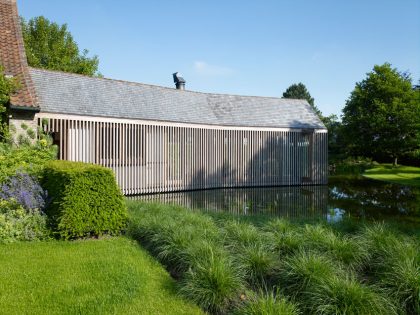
0, 0, 327, 195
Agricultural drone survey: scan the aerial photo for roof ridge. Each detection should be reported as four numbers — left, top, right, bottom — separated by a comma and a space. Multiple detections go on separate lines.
28, 67, 307, 103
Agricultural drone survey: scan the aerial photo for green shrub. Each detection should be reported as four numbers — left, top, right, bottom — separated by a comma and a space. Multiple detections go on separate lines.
0, 199, 49, 243
42, 161, 127, 239
0, 141, 57, 183
235, 291, 300, 315
329, 156, 375, 175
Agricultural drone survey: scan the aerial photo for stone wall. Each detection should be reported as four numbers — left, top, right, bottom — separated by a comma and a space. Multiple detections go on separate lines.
9, 109, 38, 144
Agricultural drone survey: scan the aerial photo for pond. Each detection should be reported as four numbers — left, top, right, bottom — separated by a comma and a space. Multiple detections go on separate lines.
129, 177, 420, 224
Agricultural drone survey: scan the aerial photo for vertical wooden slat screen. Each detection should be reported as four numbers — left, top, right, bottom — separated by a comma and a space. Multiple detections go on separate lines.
38, 116, 328, 195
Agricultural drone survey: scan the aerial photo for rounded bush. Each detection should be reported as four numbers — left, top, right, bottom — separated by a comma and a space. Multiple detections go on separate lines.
42, 161, 127, 239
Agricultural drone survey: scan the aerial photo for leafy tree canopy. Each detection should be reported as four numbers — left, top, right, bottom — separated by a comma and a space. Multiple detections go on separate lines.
0, 67, 17, 140
342, 63, 420, 165
282, 82, 322, 116
21, 16, 100, 76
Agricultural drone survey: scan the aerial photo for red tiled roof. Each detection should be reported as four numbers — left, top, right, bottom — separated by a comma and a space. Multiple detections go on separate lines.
0, 0, 38, 109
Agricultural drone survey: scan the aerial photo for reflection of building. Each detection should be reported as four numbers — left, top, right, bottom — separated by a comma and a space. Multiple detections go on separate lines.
130, 186, 329, 219
1, 0, 327, 195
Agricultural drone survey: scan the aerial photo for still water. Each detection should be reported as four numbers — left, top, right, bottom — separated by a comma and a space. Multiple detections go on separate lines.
130, 177, 420, 223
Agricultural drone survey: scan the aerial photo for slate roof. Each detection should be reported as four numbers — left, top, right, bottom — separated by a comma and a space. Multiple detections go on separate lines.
0, 0, 38, 109
29, 68, 326, 129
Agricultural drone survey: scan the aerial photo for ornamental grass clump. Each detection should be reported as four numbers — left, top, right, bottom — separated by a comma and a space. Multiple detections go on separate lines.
221, 220, 262, 248
234, 291, 300, 315
264, 220, 303, 255
300, 224, 369, 270
307, 275, 396, 315
235, 243, 278, 289
221, 221, 278, 288
128, 202, 221, 276
179, 253, 244, 314
361, 224, 420, 314
277, 250, 339, 298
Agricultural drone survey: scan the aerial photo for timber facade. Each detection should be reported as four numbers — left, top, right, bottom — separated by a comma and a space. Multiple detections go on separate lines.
39, 114, 327, 195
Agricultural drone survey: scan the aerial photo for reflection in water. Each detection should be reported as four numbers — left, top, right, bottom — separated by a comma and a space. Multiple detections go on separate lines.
130, 186, 329, 220
130, 177, 420, 222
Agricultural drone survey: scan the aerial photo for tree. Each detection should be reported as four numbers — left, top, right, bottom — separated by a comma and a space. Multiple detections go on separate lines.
282, 82, 322, 116
341, 63, 420, 166
21, 16, 100, 76
0, 66, 17, 141
321, 114, 345, 159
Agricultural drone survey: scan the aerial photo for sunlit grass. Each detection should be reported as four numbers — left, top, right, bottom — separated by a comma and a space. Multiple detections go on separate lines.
0, 237, 203, 315
364, 164, 420, 187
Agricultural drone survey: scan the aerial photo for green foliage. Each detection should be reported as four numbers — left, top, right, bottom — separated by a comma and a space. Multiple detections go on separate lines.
0, 140, 57, 183
300, 225, 369, 270
361, 224, 420, 314
282, 82, 322, 116
278, 250, 339, 296
321, 114, 346, 158
0, 199, 49, 243
128, 202, 420, 314
128, 202, 242, 313
307, 275, 396, 315
342, 63, 420, 165
21, 16, 100, 76
42, 161, 127, 239
329, 156, 375, 175
235, 292, 300, 315
180, 254, 244, 314
221, 221, 277, 288
0, 66, 17, 140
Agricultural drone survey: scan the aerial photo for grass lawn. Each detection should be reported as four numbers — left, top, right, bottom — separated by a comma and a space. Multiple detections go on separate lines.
0, 237, 203, 315
364, 164, 420, 187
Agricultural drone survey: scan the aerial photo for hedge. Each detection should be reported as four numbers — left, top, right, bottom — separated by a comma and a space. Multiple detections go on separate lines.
42, 161, 127, 239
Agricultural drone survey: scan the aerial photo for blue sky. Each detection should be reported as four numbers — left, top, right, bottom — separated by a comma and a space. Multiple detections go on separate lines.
19, 0, 420, 116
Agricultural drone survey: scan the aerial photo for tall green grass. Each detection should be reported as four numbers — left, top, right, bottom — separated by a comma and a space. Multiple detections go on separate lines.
221, 221, 278, 288
308, 275, 396, 315
180, 254, 244, 314
127, 201, 419, 315
361, 224, 420, 314
235, 291, 300, 315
